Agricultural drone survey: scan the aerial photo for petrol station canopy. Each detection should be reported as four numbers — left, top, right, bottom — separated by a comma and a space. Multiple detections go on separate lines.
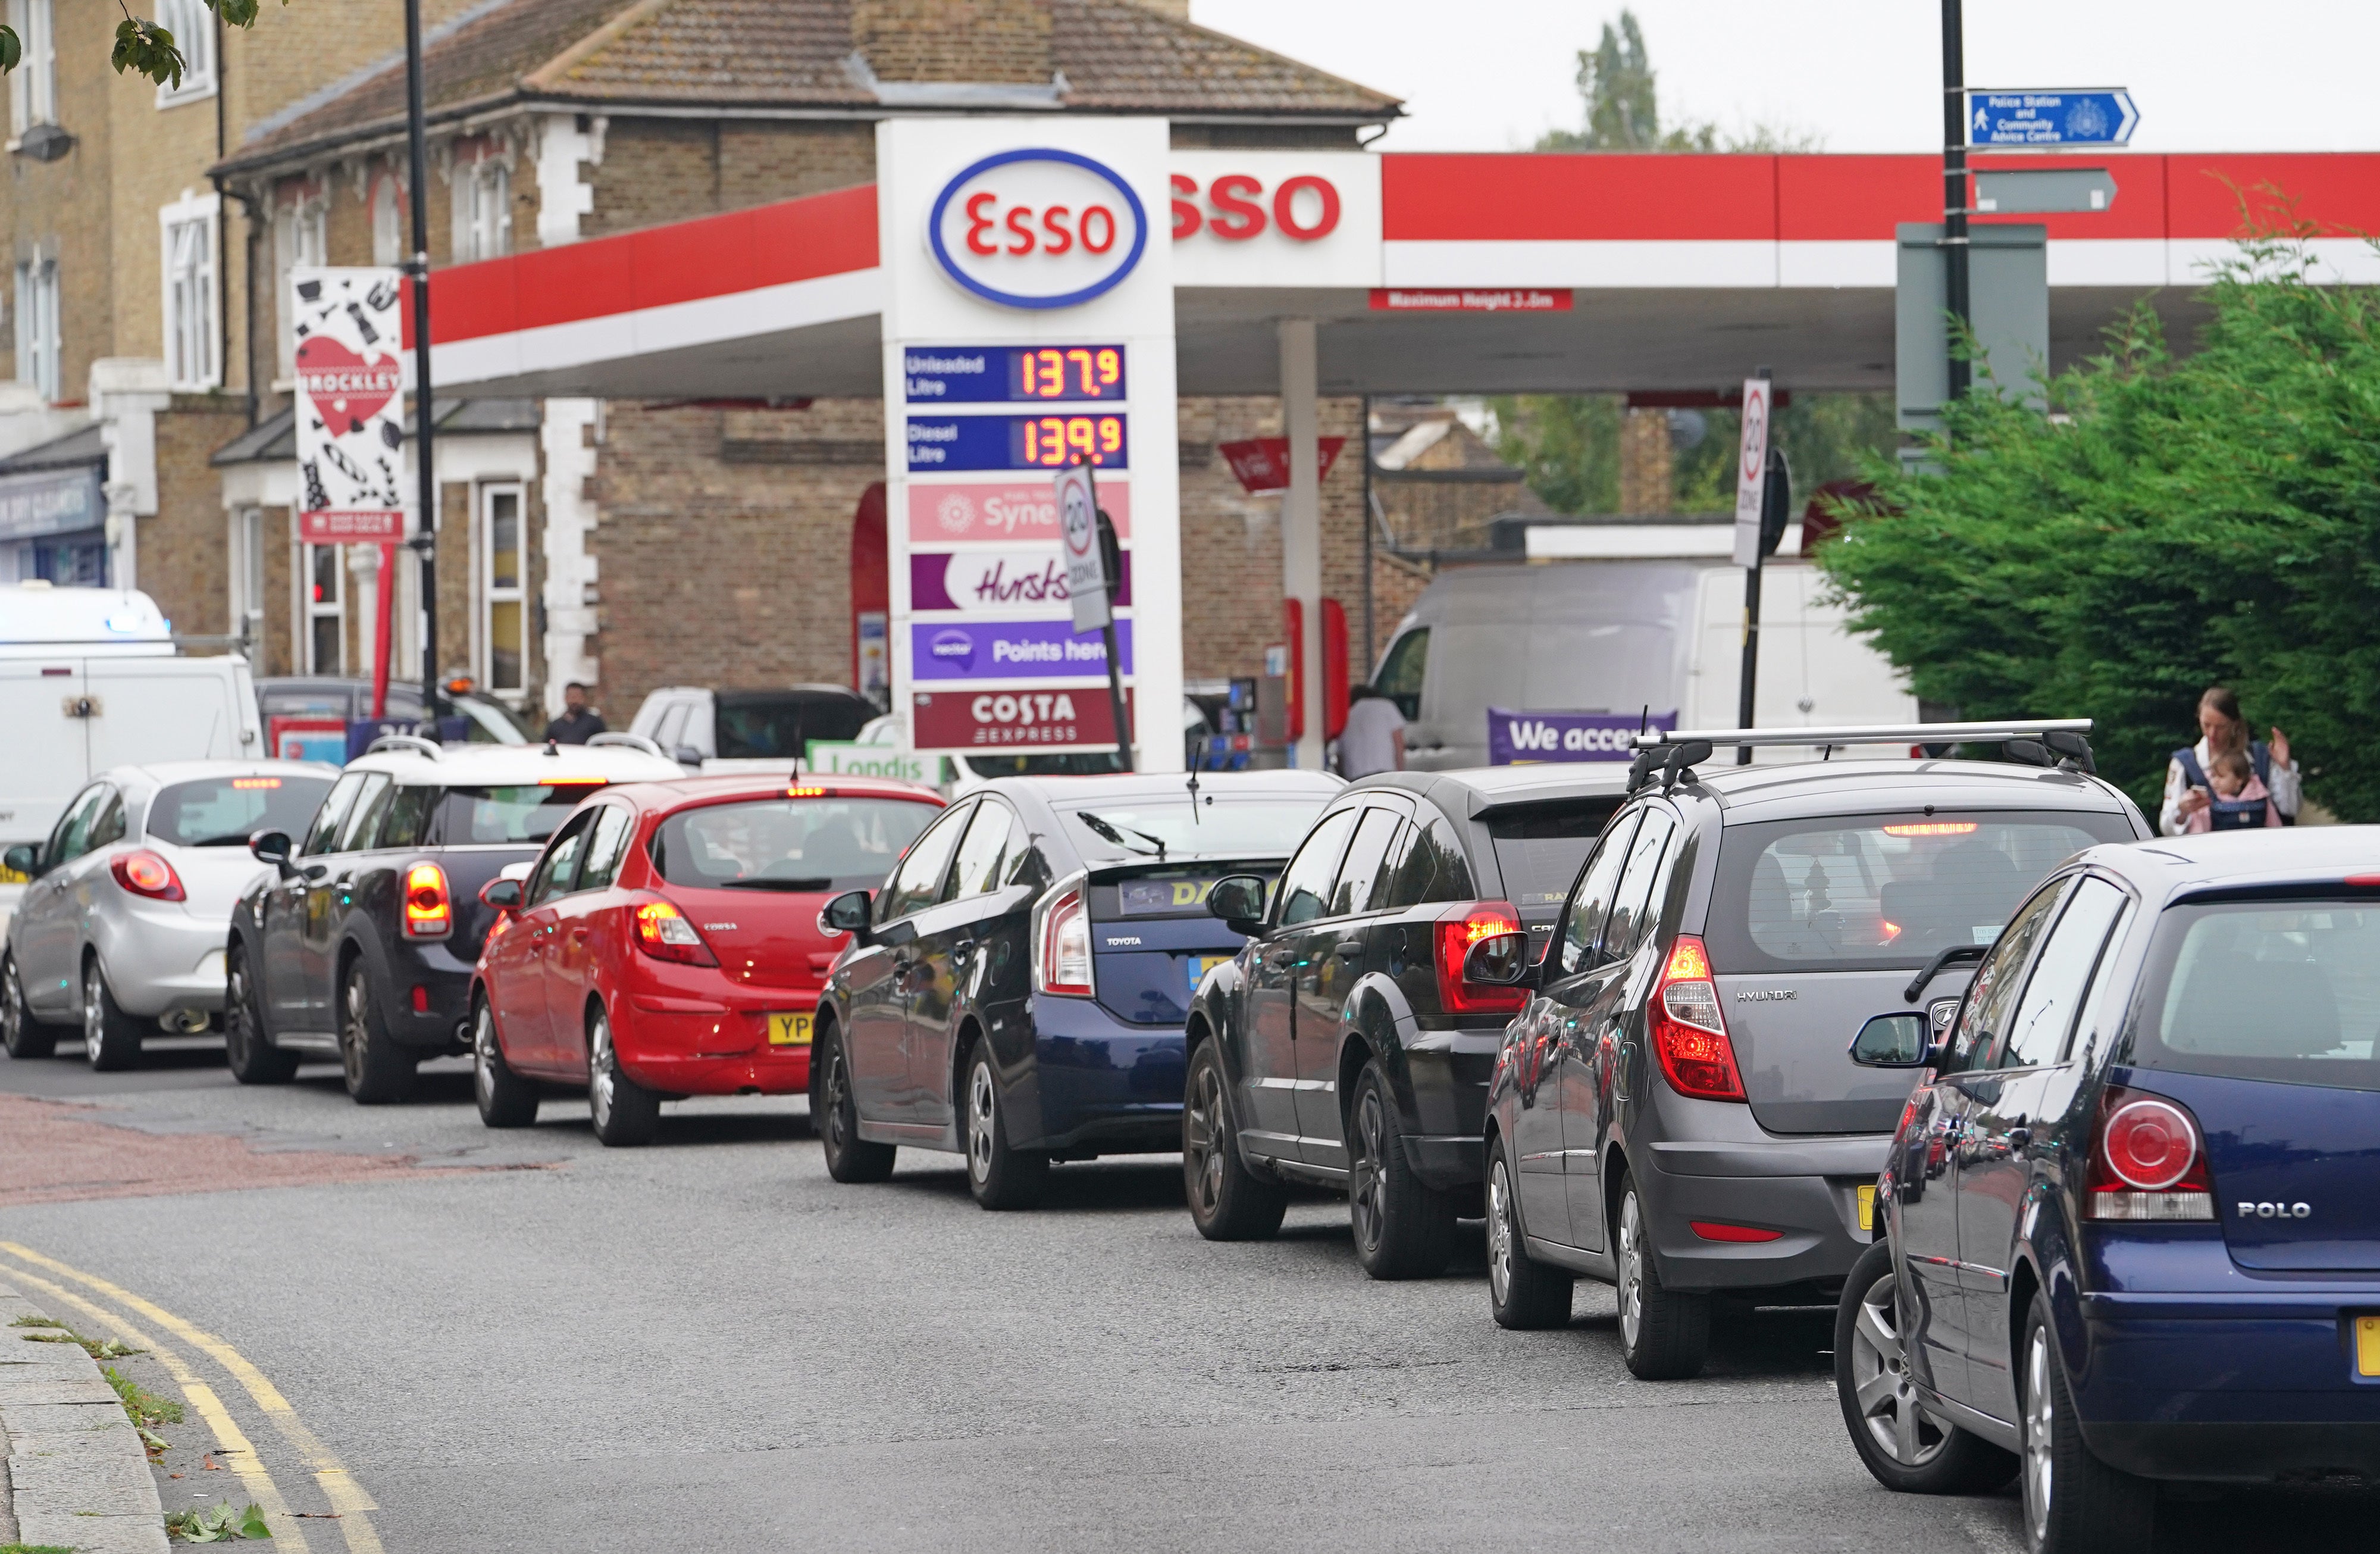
416, 148, 2380, 402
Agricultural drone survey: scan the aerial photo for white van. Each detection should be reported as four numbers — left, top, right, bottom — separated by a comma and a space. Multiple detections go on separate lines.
1371, 557, 1915, 770
0, 583, 264, 877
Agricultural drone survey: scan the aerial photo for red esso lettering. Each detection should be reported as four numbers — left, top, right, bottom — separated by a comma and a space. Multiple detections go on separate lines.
965, 193, 1119, 258
1170, 175, 1340, 243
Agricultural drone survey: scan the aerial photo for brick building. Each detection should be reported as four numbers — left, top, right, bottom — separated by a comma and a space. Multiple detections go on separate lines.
0, 0, 1404, 727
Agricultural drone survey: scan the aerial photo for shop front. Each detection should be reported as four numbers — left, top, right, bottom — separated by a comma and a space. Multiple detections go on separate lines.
0, 448, 107, 588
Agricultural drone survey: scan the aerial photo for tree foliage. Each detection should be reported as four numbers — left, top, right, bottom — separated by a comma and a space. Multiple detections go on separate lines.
8, 0, 282, 92
1815, 226, 2380, 820
1536, 7, 1821, 154
1492, 392, 1896, 516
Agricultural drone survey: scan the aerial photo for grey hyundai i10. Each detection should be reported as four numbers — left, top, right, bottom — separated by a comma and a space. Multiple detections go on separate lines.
1468, 721, 2150, 1379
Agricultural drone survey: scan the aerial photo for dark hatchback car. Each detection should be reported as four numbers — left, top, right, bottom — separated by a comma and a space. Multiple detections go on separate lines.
1180, 766, 1634, 1277
1839, 826, 2380, 1553
1471, 742, 2149, 1378
223, 738, 684, 1102
810, 770, 1341, 1209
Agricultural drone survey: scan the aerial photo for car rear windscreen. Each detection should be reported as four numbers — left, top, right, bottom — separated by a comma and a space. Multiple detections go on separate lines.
1708, 811, 2134, 971
651, 797, 938, 892
716, 696, 872, 760
1485, 798, 1626, 915
148, 775, 334, 847
2130, 900, 2380, 1092
1061, 799, 1321, 864
964, 751, 1130, 778
436, 784, 609, 845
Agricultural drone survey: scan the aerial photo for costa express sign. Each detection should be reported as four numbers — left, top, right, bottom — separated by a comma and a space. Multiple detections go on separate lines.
930, 149, 1151, 309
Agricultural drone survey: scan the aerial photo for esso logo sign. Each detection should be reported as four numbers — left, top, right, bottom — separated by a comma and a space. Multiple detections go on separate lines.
929, 148, 1150, 311
1170, 173, 1341, 243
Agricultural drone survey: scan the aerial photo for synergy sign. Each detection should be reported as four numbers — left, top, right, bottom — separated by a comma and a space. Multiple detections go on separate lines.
928, 148, 1150, 310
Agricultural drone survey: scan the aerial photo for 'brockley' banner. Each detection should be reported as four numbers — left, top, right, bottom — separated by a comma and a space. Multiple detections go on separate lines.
292, 266, 407, 543
1489, 708, 1678, 764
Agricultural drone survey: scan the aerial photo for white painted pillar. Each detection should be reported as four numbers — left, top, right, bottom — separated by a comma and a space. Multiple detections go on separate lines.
1279, 318, 1323, 770
532, 114, 606, 717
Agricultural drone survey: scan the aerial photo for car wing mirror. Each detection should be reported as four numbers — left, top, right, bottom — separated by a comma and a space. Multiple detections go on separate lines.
819, 888, 874, 944
1462, 930, 1533, 987
3, 843, 37, 878
1849, 1012, 1932, 1068
1208, 873, 1268, 936
248, 829, 295, 879
479, 877, 524, 911
671, 745, 704, 768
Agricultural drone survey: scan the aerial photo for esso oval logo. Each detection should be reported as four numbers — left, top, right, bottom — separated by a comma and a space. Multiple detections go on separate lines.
929, 148, 1150, 311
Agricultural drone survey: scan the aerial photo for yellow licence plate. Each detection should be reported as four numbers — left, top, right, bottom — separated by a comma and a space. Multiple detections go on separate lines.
1858, 1184, 1877, 1234
1187, 954, 1233, 998
0, 865, 25, 886
2356, 1316, 2380, 1378
766, 1012, 813, 1048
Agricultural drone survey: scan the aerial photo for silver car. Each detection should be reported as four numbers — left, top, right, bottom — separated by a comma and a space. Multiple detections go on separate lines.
1, 760, 337, 1070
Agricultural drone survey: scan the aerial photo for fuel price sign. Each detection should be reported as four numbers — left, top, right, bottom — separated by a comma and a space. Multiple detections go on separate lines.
903, 344, 1127, 404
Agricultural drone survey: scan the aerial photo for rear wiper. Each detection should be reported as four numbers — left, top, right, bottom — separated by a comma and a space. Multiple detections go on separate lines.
719, 876, 835, 892
1073, 811, 1165, 860
1903, 943, 1989, 1005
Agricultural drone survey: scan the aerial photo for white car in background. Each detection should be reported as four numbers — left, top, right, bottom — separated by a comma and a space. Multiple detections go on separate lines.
1, 759, 337, 1070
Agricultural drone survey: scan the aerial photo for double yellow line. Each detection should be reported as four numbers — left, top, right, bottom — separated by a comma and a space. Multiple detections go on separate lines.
0, 1240, 383, 1554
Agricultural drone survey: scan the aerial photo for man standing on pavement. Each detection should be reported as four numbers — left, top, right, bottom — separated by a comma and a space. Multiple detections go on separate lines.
1338, 684, 1406, 779
546, 682, 607, 745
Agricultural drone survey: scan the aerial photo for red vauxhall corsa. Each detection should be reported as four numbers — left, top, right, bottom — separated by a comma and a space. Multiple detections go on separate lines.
466, 775, 944, 1145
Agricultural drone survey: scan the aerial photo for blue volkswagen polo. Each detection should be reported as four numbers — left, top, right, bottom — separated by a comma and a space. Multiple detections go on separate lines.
1834, 827, 2380, 1553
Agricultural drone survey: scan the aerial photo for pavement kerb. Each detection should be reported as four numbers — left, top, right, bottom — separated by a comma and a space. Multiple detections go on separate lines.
0, 1273, 170, 1554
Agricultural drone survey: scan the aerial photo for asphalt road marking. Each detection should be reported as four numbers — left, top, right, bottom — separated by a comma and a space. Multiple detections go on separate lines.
0, 1259, 312, 1552
0, 1240, 384, 1554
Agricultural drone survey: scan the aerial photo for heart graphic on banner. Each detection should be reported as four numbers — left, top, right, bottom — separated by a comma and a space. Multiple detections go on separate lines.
295, 336, 401, 435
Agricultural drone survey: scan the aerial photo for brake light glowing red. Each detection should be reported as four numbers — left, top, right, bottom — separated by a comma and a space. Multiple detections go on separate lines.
1035, 887, 1093, 997
110, 850, 184, 902
631, 899, 718, 967
1883, 821, 1978, 837
1649, 933, 1746, 1102
401, 862, 451, 939
1435, 900, 1525, 1015
2085, 1086, 2213, 1221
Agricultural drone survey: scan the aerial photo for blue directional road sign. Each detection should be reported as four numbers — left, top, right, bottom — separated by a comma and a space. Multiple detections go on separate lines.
1966, 89, 2138, 148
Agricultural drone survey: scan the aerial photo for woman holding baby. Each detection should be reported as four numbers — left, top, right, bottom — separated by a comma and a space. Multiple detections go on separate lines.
2159, 686, 2298, 834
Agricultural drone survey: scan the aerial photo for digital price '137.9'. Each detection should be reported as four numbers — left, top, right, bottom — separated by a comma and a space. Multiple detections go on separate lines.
1015, 415, 1124, 467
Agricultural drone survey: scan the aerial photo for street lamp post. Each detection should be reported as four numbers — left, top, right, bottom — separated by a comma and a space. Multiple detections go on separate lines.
403, 0, 439, 714
1941, 0, 1971, 402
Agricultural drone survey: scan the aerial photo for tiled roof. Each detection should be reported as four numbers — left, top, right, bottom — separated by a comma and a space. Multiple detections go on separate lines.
219, 0, 1398, 173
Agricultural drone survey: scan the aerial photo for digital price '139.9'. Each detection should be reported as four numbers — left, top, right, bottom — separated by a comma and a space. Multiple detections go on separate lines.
1014, 415, 1125, 467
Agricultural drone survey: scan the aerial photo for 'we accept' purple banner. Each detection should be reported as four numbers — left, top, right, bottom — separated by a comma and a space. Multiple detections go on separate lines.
1488, 708, 1677, 764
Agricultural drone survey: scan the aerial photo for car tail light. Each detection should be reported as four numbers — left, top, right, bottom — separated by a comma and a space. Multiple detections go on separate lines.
1649, 934, 1746, 1102
632, 899, 718, 967
399, 862, 452, 939
1035, 887, 1093, 997
2084, 1086, 2213, 1221
1434, 900, 1526, 1015
110, 849, 185, 902
1690, 1220, 1782, 1243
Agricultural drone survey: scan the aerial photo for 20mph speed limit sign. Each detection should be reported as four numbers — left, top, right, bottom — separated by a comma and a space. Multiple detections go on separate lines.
1057, 463, 1110, 633
1732, 377, 1771, 568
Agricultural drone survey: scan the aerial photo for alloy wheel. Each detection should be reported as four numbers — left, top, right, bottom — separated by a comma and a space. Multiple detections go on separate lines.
824, 1046, 853, 1155
1616, 1190, 1646, 1350
1349, 1087, 1387, 1252
1184, 1062, 1225, 1215
226, 958, 250, 1060
340, 970, 369, 1091
1487, 1159, 1518, 1308
967, 1060, 997, 1184
473, 1006, 500, 1111
1849, 1269, 1950, 1467
590, 1014, 617, 1133
82, 964, 105, 1066
2, 959, 24, 1048
2023, 1324, 2056, 1543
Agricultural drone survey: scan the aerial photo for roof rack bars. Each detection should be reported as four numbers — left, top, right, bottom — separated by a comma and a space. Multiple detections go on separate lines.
364, 733, 444, 760
586, 731, 668, 759
1629, 719, 2091, 750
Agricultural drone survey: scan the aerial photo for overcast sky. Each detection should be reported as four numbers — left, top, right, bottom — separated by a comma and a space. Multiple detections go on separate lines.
1190, 1, 2380, 154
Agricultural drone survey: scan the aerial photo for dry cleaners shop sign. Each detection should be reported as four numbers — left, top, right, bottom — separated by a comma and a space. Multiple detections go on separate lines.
929, 148, 1150, 309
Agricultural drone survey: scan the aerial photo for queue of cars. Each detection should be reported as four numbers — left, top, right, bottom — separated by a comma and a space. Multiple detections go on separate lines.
3, 711, 2368, 1551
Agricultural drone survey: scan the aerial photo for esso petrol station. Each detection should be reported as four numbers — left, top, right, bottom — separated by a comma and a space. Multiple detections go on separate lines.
418, 122, 2380, 771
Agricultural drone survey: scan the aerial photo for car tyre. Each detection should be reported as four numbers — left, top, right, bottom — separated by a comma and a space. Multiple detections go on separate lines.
1182, 1037, 1286, 1240
1487, 1149, 1574, 1329
472, 997, 539, 1128
82, 957, 143, 1073
2, 950, 60, 1060
587, 1005, 659, 1147
1837, 1240, 2018, 1493
339, 959, 416, 1104
1346, 1061, 1457, 1280
223, 943, 297, 1085
2021, 1291, 2154, 1553
1612, 1173, 1709, 1379
815, 1022, 895, 1183
964, 1037, 1048, 1211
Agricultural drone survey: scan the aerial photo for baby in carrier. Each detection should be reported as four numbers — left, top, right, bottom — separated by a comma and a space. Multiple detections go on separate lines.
2184, 747, 2281, 832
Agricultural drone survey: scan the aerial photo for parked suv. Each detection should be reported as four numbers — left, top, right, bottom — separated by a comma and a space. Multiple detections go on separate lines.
1469, 723, 2149, 1378
1838, 826, 2380, 1553
1180, 765, 1632, 1277
223, 736, 684, 1102
813, 770, 1338, 1209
